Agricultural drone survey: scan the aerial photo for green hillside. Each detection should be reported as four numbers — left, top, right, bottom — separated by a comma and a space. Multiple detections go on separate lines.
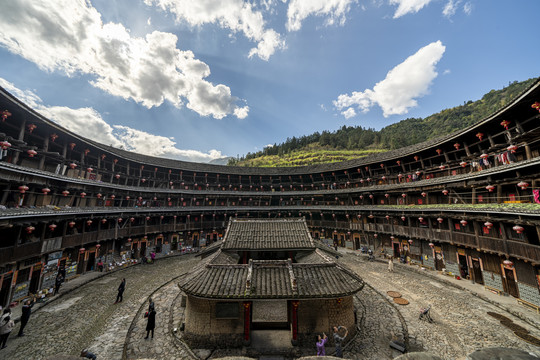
228, 78, 537, 167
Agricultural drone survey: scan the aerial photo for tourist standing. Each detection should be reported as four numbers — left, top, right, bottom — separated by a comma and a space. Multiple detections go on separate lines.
0, 309, 14, 349
145, 308, 156, 339
17, 298, 36, 336
332, 325, 348, 358
115, 278, 126, 304
388, 256, 394, 272
148, 298, 155, 312
316, 332, 327, 356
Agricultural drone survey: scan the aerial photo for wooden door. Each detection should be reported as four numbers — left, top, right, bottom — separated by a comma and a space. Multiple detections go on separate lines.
434, 251, 445, 270
504, 267, 519, 298
471, 258, 483, 284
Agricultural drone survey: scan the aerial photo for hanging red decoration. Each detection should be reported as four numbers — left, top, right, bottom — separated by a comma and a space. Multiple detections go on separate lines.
84, 149, 90, 156
442, 189, 449, 195
96, 244, 101, 249
385, 215, 390, 220
118, 217, 123, 223
408, 239, 413, 244
380, 163, 384, 168
454, 143, 460, 150
0, 141, 11, 150
385, 193, 389, 198
115, 174, 121, 179
125, 196, 130, 200
418, 217, 424, 222
476, 132, 484, 141
437, 217, 444, 224
532, 102, 540, 113
62, 190, 70, 196
101, 218, 107, 224
86, 167, 93, 173
460, 220, 468, 226
401, 216, 406, 221
86, 220, 93, 226
436, 149, 442, 155
513, 225, 524, 234
50, 133, 58, 142
69, 142, 76, 150
500, 120, 510, 129
401, 193, 407, 198
48, 224, 57, 231
101, 154, 106, 160
80, 192, 86, 198
69, 162, 77, 169
96, 193, 102, 199
27, 123, 37, 133
396, 160, 401, 165
429, 243, 434, 248
110, 195, 115, 199
69, 221, 76, 227
506, 144, 517, 153
26, 226, 35, 233
398, 173, 403, 179
18, 185, 29, 193
460, 161, 467, 167
415, 170, 421, 176
41, 188, 51, 194
79, 248, 86, 253
113, 158, 118, 164
373, 233, 378, 238
414, 155, 419, 161
439, 164, 445, 170
480, 153, 489, 159
27, 149, 37, 157
1, 110, 12, 122
484, 221, 493, 229
517, 181, 529, 190
485, 185, 495, 192
503, 259, 514, 267
421, 192, 427, 197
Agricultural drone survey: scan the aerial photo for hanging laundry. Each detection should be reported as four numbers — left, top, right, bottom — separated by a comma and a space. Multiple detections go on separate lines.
533, 189, 540, 204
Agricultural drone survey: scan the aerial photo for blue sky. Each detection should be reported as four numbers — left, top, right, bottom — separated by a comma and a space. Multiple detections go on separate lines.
0, 0, 539, 163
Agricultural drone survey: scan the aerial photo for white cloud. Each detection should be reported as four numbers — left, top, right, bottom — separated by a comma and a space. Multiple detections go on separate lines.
333, 41, 446, 118
463, 2, 472, 15
0, 77, 226, 163
341, 107, 357, 119
442, 0, 458, 17
0, 0, 247, 119
286, 0, 357, 31
443, 69, 451, 75
144, 0, 286, 61
390, 0, 433, 18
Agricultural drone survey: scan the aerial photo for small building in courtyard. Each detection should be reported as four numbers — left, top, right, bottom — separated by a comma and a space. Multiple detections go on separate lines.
179, 218, 365, 347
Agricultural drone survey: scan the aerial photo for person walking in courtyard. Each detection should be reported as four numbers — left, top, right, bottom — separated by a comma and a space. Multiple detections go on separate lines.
0, 309, 14, 349
388, 256, 394, 272
17, 297, 36, 336
145, 308, 156, 339
148, 297, 155, 313
333, 325, 348, 358
316, 332, 328, 356
54, 274, 63, 295
115, 278, 126, 304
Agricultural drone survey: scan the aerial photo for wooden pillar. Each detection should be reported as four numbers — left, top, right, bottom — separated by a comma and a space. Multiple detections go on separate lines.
243, 301, 252, 345
487, 135, 495, 148
524, 144, 533, 160
291, 300, 299, 345
13, 118, 27, 164
471, 188, 476, 204
463, 142, 471, 157
39, 136, 50, 170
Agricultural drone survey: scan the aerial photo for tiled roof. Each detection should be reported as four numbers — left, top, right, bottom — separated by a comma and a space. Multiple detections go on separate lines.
222, 218, 314, 250
179, 255, 364, 299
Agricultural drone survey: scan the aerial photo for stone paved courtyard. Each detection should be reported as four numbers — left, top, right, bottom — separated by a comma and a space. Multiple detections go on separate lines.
1, 251, 539, 360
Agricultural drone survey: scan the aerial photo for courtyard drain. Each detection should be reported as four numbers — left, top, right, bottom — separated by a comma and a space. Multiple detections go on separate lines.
486, 311, 512, 322
514, 332, 540, 346
501, 321, 529, 334
387, 291, 402, 298
393, 297, 409, 305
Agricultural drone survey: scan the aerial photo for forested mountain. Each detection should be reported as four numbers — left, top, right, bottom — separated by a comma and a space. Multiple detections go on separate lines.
228, 78, 537, 167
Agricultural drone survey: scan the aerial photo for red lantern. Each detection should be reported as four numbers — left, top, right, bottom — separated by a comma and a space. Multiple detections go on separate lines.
401, 216, 406, 221
401, 193, 406, 198
513, 225, 524, 234
84, 149, 90, 156
96, 193, 102, 199
69, 221, 76, 227
141, 178, 146, 183
532, 102, 540, 112
26, 226, 35, 233
130, 217, 135, 222
436, 149, 442, 155
460, 161, 467, 167
421, 192, 427, 197
80, 192, 86, 198
382, 176, 386, 181
1, 109, 12, 122
480, 153, 488, 159
86, 220, 93, 226
69, 142, 76, 150
429, 243, 434, 248
127, 238, 132, 242
146, 216, 150, 221
101, 219, 107, 224
48, 224, 57, 231
408, 239, 413, 244
414, 156, 419, 161
27, 149, 37, 157
18, 185, 29, 193
476, 132, 484, 141
0, 141, 11, 150
79, 248, 86, 253
373, 233, 378, 238
500, 120, 510, 129
396, 160, 401, 165
385, 215, 390, 220
101, 154, 106, 160
439, 164, 445, 170
368, 214, 374, 219
485, 185, 495, 192
118, 218, 123, 223
110, 195, 115, 199
96, 244, 101, 249
86, 167, 93, 173
418, 217, 424, 222
442, 189, 449, 195
484, 221, 493, 229
62, 190, 70, 196
113, 158, 118, 164
415, 171, 421, 176
437, 217, 444, 224
115, 174, 120, 179
385, 193, 390, 198
460, 220, 468, 226
503, 259, 514, 267
50, 133, 58, 142
398, 173, 403, 179
517, 181, 529, 190
69, 162, 77, 169
454, 143, 460, 150
42, 188, 51, 194
507, 144, 517, 153
369, 194, 373, 199
380, 163, 384, 168
27, 123, 37, 133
